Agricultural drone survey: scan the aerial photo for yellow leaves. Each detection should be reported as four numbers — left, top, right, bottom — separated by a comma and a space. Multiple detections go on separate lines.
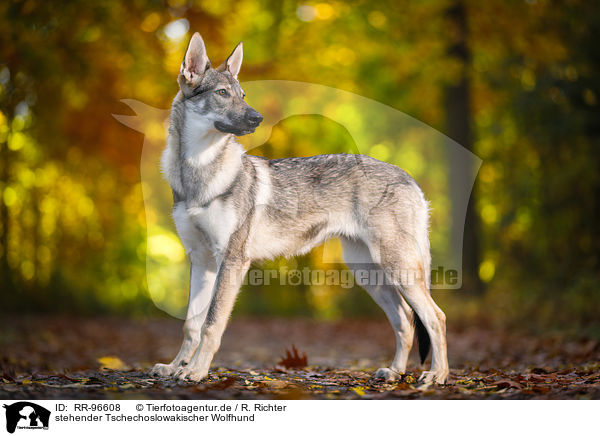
369, 143, 390, 162
403, 374, 417, 384
97, 356, 129, 371
398, 147, 426, 179
77, 197, 95, 217
20, 260, 35, 281
350, 386, 365, 396
145, 119, 168, 142
3, 187, 17, 207
0, 111, 8, 143
297, 3, 336, 22
8, 131, 27, 151
140, 13, 161, 33
368, 11, 387, 29
62, 81, 88, 110
314, 3, 335, 21
147, 230, 186, 263
480, 204, 498, 225
479, 260, 496, 283
521, 69, 536, 91
17, 168, 35, 188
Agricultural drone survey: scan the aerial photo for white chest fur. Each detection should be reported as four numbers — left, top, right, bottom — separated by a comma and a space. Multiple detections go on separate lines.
173, 201, 237, 260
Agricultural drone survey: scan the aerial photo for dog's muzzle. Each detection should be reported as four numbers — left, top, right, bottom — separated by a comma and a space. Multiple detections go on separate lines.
245, 109, 263, 128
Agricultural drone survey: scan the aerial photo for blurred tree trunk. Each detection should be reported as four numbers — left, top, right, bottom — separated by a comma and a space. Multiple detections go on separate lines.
0, 127, 10, 284
0, 70, 14, 286
268, 0, 284, 45
33, 186, 40, 285
444, 0, 483, 293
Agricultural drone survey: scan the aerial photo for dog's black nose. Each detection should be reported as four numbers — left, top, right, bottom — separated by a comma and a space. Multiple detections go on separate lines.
246, 111, 263, 125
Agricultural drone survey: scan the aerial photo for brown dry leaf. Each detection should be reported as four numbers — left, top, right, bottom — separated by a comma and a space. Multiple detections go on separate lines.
58, 373, 80, 382
260, 380, 290, 389
200, 376, 237, 391
523, 374, 546, 383
277, 345, 307, 369
1, 373, 15, 383
495, 379, 523, 389
529, 385, 551, 394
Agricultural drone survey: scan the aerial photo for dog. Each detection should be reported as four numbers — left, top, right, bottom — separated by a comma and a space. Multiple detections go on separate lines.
150, 32, 449, 384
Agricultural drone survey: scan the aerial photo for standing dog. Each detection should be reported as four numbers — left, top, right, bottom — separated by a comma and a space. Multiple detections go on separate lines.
151, 32, 449, 384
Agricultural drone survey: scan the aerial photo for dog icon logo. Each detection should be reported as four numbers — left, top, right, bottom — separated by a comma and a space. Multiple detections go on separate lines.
3, 402, 50, 433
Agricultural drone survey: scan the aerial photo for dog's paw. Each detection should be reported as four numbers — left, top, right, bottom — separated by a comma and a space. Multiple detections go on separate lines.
150, 363, 177, 377
418, 369, 448, 385
186, 368, 209, 382
174, 366, 209, 383
373, 367, 403, 382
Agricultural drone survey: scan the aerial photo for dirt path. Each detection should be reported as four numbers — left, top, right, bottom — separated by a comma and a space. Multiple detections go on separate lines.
0, 316, 598, 399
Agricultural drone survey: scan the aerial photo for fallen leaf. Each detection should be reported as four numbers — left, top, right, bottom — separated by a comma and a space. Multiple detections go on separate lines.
261, 380, 289, 389
59, 373, 80, 383
2, 373, 15, 383
277, 345, 307, 369
97, 356, 128, 371
404, 375, 417, 384
206, 377, 237, 390
350, 386, 366, 396
523, 374, 546, 383
495, 379, 523, 389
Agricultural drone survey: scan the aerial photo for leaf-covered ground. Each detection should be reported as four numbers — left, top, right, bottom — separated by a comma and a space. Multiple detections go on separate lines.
0, 316, 598, 399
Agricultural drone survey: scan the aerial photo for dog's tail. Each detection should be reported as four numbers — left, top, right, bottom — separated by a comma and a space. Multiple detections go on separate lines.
415, 315, 431, 364
414, 189, 432, 364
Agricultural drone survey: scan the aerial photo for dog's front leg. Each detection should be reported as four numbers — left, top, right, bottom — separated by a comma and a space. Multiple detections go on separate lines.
151, 251, 217, 377
175, 255, 250, 382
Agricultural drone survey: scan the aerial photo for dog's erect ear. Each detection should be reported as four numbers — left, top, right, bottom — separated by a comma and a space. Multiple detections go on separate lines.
217, 42, 243, 79
181, 32, 210, 85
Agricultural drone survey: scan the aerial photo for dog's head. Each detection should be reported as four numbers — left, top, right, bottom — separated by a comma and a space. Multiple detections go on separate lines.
177, 32, 262, 136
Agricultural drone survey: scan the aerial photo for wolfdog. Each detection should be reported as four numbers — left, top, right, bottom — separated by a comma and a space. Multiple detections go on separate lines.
150, 32, 449, 384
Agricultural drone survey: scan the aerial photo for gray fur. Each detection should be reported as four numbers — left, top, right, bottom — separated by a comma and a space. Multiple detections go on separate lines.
150, 33, 449, 385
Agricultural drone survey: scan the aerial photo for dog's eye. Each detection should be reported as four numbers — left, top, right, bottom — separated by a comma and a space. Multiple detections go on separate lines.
216, 89, 228, 96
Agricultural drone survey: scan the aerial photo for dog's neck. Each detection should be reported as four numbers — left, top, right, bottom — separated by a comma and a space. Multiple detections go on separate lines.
181, 109, 235, 167
169, 105, 244, 206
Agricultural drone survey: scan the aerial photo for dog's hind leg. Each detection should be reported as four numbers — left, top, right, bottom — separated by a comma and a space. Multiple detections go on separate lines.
396, 280, 447, 384
151, 249, 217, 377
341, 237, 415, 381
368, 231, 448, 384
